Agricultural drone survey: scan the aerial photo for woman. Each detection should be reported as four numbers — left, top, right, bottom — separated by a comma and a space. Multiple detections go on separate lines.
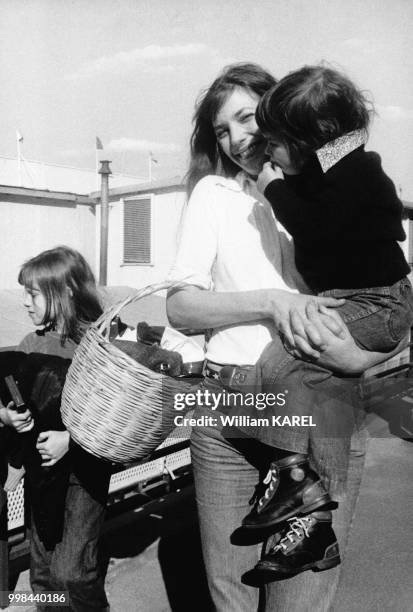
167, 63, 395, 612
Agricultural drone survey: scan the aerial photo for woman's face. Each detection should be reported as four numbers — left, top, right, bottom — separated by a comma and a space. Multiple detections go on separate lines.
213, 87, 267, 177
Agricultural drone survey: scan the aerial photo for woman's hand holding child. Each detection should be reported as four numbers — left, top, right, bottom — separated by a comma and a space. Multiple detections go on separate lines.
266, 290, 345, 357
288, 302, 407, 374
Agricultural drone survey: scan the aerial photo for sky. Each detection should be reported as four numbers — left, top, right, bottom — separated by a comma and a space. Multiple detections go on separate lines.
1, 0, 413, 198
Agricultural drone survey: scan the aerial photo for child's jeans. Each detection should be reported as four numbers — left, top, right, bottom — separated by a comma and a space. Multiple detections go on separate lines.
321, 277, 413, 351
30, 452, 111, 612
231, 277, 413, 494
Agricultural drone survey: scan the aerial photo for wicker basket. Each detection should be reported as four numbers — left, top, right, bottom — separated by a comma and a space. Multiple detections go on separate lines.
61, 281, 199, 464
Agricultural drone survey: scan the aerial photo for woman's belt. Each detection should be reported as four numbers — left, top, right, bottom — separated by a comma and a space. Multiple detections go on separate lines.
204, 360, 253, 387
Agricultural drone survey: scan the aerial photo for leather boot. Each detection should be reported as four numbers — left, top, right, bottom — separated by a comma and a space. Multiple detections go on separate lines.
242, 454, 336, 530
252, 511, 341, 580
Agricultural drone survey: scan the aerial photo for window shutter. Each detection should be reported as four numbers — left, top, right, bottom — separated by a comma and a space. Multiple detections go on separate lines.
123, 197, 151, 264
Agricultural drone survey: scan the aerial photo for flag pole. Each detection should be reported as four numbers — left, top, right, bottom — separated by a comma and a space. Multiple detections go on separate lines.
98, 160, 112, 285
96, 137, 104, 190
16, 131, 22, 186
148, 151, 158, 182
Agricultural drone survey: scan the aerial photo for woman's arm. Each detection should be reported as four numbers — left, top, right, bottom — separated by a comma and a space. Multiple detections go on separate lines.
168, 287, 403, 374
167, 285, 275, 328
167, 285, 344, 356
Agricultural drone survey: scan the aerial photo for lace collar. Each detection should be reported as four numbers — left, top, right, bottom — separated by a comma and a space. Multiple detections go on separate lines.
316, 129, 367, 173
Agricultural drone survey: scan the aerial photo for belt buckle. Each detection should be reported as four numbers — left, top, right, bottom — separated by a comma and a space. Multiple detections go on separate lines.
220, 366, 247, 388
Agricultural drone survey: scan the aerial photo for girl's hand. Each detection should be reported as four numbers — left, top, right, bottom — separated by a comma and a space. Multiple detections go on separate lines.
0, 403, 34, 432
257, 162, 283, 193
36, 430, 70, 467
268, 291, 345, 356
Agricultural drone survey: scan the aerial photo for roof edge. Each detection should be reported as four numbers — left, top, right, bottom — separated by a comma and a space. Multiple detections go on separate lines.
90, 175, 186, 199
0, 184, 96, 206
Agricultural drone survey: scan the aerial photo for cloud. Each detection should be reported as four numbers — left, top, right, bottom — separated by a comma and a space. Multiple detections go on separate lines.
342, 38, 369, 50
340, 37, 380, 57
59, 148, 87, 158
66, 43, 217, 79
106, 138, 182, 153
376, 104, 413, 121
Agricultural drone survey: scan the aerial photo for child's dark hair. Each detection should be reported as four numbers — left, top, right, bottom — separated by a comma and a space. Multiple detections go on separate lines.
186, 62, 277, 195
256, 65, 372, 166
18, 246, 102, 344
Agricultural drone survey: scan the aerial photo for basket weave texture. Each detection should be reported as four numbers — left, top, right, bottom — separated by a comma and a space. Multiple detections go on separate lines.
61, 281, 197, 463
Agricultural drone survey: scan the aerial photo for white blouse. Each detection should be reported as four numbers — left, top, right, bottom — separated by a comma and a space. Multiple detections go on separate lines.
168, 174, 308, 365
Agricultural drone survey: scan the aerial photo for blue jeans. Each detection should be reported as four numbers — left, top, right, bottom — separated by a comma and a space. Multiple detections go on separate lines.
30, 468, 110, 612
191, 388, 367, 612
226, 339, 360, 493
321, 277, 413, 351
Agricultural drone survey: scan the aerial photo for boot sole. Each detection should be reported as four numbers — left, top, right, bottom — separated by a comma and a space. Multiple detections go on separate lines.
243, 496, 338, 530
256, 553, 341, 580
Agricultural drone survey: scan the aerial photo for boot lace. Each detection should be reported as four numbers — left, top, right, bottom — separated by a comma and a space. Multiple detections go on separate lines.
255, 465, 278, 508
272, 516, 312, 552
248, 465, 276, 506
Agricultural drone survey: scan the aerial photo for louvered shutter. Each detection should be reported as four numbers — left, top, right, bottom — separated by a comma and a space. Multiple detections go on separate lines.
123, 197, 152, 264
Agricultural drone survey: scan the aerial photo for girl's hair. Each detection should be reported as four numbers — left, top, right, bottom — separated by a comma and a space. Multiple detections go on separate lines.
18, 246, 102, 344
186, 62, 277, 195
256, 65, 373, 166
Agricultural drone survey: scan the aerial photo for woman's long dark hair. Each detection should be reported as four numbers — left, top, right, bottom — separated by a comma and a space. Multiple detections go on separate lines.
186, 63, 277, 196
18, 246, 102, 344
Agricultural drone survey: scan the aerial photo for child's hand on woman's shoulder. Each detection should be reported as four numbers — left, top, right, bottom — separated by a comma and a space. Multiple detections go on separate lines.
257, 161, 283, 194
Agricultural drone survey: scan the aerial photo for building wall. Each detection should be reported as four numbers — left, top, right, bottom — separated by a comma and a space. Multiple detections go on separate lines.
0, 197, 96, 289
104, 189, 186, 291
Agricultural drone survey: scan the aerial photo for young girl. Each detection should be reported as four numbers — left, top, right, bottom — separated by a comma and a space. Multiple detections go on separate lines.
231, 66, 413, 580
0, 246, 110, 611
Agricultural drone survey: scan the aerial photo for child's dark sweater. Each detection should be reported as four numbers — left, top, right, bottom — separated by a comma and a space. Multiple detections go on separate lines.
0, 330, 75, 548
264, 135, 409, 293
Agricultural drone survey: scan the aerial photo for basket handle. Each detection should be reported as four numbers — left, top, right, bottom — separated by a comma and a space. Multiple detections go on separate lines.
96, 280, 185, 337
